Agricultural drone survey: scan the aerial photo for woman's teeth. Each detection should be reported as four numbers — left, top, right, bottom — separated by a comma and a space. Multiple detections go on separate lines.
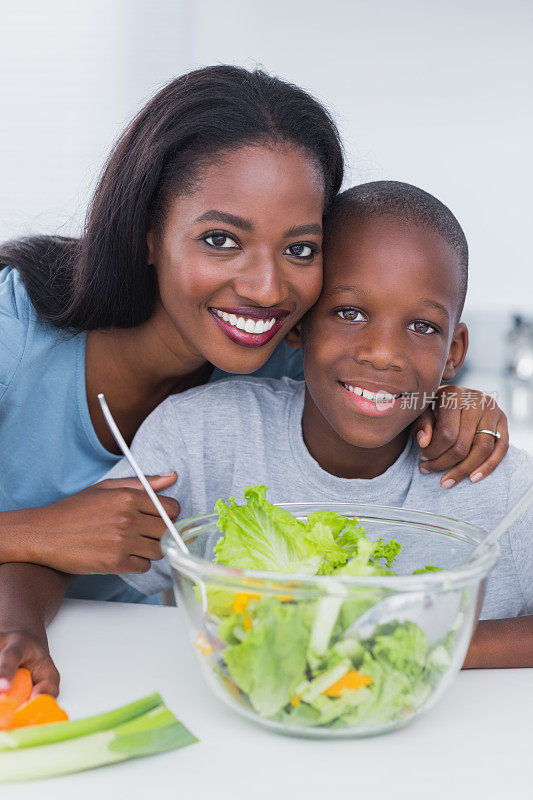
342, 383, 400, 404
213, 309, 277, 334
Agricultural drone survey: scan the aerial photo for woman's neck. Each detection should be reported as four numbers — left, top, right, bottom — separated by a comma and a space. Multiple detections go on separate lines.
85, 300, 211, 452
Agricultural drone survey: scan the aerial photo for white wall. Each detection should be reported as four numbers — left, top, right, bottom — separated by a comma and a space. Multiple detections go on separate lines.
1, 0, 531, 316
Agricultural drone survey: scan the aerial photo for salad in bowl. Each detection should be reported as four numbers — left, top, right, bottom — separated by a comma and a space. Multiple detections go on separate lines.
163, 486, 497, 737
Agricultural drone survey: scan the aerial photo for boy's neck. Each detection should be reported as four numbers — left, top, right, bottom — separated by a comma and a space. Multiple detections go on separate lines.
301, 389, 410, 479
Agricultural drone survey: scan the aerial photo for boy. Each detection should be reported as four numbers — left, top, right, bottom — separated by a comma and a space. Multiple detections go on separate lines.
107, 181, 533, 667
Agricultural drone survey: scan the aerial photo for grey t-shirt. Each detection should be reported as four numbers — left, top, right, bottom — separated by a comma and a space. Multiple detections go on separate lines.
103, 377, 533, 620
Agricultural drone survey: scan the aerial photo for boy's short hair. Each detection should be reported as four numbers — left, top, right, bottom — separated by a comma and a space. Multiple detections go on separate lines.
325, 181, 468, 322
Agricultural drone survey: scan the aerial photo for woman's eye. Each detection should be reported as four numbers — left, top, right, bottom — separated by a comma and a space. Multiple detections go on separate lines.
203, 233, 239, 249
337, 308, 365, 322
409, 321, 437, 335
284, 243, 317, 259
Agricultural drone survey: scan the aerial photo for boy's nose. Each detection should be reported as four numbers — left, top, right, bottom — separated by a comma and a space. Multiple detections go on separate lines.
352, 327, 407, 371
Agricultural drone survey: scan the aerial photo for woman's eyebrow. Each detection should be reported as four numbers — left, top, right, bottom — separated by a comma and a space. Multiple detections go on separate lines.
194, 210, 253, 231
284, 223, 323, 237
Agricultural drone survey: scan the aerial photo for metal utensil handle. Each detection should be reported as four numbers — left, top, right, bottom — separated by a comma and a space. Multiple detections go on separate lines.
469, 481, 533, 561
97, 393, 189, 555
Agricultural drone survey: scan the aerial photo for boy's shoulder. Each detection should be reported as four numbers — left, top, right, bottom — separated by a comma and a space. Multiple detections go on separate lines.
145, 375, 304, 439
409, 443, 532, 520
165, 374, 302, 412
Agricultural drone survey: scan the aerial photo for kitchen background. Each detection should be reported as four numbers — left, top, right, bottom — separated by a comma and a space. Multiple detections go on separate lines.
1, 0, 532, 450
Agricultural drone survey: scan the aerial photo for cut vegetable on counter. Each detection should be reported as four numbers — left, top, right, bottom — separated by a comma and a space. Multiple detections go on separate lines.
0, 692, 197, 783
0, 668, 68, 731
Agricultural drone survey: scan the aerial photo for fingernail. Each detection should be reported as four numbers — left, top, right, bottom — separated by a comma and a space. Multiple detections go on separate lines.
160, 472, 176, 477
442, 479, 456, 489
417, 431, 426, 445
419, 455, 429, 461
470, 472, 483, 483
0, 678, 11, 691
419, 466, 430, 474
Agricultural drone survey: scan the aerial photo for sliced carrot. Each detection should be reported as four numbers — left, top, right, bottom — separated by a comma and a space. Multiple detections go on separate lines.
0, 699, 18, 730
232, 592, 261, 614
10, 694, 69, 729
221, 676, 242, 700
290, 695, 301, 707
193, 633, 214, 656
0, 667, 32, 706
323, 670, 372, 697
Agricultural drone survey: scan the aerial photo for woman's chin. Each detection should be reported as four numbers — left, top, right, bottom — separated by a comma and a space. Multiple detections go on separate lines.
205, 342, 279, 375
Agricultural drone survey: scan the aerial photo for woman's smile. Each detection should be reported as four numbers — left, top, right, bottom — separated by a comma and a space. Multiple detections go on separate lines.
209, 305, 290, 348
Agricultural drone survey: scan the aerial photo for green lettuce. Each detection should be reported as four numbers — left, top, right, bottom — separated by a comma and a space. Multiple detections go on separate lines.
222, 598, 312, 718
210, 485, 451, 730
214, 486, 401, 577
214, 486, 322, 575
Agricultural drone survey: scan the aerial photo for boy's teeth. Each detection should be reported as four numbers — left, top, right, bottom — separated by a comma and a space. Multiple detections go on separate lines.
344, 383, 397, 403
214, 309, 277, 334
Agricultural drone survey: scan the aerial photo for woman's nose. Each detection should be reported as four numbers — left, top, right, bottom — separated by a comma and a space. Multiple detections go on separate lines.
234, 255, 287, 308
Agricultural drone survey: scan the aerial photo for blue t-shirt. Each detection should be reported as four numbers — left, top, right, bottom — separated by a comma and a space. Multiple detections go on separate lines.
0, 266, 303, 515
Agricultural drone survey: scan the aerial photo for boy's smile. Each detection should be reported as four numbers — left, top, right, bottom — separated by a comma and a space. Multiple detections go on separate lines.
291, 214, 468, 479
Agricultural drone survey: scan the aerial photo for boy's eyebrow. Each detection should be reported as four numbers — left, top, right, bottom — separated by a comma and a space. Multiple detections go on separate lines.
321, 284, 367, 299
194, 210, 254, 231
322, 285, 451, 319
417, 298, 450, 319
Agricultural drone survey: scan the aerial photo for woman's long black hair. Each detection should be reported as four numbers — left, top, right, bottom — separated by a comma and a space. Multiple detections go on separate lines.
0, 66, 343, 330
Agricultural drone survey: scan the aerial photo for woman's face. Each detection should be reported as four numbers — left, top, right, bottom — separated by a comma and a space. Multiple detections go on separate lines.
147, 144, 325, 374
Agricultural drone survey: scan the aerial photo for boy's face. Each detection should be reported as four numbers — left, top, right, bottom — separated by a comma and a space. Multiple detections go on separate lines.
295, 215, 468, 454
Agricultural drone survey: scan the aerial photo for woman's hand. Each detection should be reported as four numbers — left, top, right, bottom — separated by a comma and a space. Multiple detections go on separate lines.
0, 564, 70, 698
0, 629, 59, 698
0, 474, 180, 574
411, 385, 509, 488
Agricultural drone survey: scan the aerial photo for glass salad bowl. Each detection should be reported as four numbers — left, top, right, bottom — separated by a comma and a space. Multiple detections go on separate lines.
162, 502, 498, 738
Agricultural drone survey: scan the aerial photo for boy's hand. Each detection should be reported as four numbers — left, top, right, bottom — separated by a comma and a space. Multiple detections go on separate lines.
0, 628, 60, 698
412, 385, 509, 488
4, 474, 180, 574
462, 616, 533, 668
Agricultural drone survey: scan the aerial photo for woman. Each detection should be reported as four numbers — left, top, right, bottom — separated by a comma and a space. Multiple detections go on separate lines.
0, 66, 508, 695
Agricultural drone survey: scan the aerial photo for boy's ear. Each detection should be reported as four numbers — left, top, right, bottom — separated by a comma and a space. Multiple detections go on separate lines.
285, 321, 304, 350
442, 322, 469, 380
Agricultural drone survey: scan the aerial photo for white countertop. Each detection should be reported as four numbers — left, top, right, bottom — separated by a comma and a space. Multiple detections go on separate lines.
3, 600, 531, 800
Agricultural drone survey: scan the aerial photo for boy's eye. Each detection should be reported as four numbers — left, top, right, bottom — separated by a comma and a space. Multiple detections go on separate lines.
337, 308, 365, 322
409, 321, 437, 335
202, 232, 240, 249
283, 242, 317, 259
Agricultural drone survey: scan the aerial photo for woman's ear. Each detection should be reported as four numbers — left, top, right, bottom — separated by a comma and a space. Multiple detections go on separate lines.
285, 321, 304, 350
442, 322, 469, 380
147, 229, 157, 265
